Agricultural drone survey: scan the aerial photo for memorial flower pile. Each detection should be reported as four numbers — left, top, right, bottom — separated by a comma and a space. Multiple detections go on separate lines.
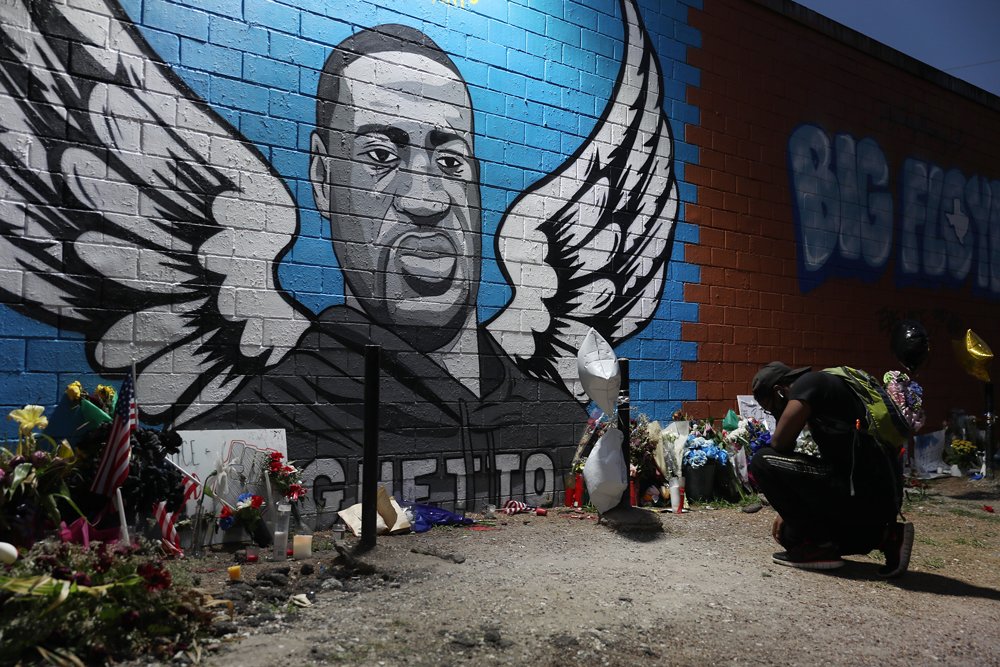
267, 451, 307, 502
0, 539, 215, 664
2, 406, 83, 547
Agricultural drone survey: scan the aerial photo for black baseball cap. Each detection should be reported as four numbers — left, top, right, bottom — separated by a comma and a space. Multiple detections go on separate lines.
751, 362, 811, 401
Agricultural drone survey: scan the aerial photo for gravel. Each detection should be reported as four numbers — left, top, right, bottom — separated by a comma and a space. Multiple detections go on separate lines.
146, 477, 1000, 666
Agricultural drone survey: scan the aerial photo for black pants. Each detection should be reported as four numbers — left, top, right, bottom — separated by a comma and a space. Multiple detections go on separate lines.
749, 446, 900, 555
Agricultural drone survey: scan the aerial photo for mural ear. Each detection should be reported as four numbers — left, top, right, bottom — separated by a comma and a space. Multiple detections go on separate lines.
310, 132, 332, 214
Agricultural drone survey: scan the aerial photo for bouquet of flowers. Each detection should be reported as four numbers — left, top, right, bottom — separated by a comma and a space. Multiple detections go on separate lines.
683, 434, 729, 469
794, 427, 821, 458
883, 371, 925, 433
2, 406, 80, 547
724, 417, 771, 459
267, 451, 307, 502
628, 414, 661, 481
64, 380, 117, 427
218, 492, 265, 533
945, 438, 979, 471
661, 424, 687, 480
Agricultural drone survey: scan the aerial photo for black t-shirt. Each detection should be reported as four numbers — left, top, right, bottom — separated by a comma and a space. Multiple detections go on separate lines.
789, 370, 901, 515
788, 371, 866, 470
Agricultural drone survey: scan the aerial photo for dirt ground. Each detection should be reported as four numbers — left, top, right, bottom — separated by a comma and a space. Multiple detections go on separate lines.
175, 476, 1000, 667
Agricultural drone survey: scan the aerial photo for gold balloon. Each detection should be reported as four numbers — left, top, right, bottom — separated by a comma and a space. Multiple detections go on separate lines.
954, 329, 993, 383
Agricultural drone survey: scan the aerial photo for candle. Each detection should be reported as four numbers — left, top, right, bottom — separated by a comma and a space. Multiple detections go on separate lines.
273, 531, 288, 561
227, 565, 241, 581
245, 552, 259, 563
292, 534, 313, 559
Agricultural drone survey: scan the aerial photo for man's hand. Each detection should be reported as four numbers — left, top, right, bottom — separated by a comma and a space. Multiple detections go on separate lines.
772, 515, 785, 545
771, 399, 810, 453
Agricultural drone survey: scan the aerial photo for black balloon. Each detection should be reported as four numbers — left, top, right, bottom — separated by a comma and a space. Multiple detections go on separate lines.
890, 319, 930, 373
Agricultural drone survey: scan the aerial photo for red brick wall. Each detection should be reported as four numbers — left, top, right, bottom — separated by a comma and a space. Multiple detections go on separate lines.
681, 0, 1000, 430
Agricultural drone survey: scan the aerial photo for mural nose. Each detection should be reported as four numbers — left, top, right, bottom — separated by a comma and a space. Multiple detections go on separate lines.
394, 163, 450, 222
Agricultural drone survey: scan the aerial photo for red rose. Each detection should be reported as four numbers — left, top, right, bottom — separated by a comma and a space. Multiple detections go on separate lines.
250, 495, 264, 509
220, 506, 232, 519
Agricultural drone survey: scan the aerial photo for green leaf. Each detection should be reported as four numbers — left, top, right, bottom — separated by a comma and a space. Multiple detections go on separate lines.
6, 463, 34, 498
53, 488, 86, 521
42, 493, 60, 523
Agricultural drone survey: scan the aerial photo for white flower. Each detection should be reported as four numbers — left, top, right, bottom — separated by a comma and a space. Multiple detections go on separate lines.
208, 454, 237, 498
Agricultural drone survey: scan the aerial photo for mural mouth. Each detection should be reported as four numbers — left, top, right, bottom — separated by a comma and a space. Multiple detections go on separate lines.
395, 233, 459, 295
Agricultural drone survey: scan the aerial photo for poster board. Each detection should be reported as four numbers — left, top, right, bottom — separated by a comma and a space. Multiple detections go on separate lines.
172, 429, 287, 544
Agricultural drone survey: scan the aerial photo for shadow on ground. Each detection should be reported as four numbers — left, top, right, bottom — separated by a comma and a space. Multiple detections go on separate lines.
835, 561, 1000, 601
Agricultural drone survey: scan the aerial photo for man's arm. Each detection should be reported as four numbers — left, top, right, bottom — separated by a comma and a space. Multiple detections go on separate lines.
771, 399, 811, 453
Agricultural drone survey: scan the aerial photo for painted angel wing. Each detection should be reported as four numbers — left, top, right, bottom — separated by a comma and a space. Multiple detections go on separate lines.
485, 0, 679, 398
0, 0, 312, 424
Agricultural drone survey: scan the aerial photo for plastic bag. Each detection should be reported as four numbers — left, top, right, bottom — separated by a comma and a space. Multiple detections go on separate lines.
399, 502, 474, 533
722, 409, 741, 432
583, 427, 627, 513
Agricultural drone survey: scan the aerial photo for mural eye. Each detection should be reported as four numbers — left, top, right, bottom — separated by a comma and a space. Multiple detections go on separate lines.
436, 154, 465, 172
364, 148, 398, 165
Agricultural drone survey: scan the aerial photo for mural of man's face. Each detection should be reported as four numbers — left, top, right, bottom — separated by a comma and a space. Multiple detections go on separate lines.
310, 52, 481, 352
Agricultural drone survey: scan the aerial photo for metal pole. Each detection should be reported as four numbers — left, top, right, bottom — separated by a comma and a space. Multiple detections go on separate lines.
617, 358, 631, 507
985, 382, 995, 480
360, 345, 380, 549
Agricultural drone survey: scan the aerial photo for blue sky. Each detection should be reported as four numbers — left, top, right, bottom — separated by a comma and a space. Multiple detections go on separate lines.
795, 0, 1000, 97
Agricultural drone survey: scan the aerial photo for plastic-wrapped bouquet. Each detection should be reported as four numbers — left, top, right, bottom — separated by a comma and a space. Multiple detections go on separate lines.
883, 371, 925, 433
267, 451, 307, 502
683, 434, 729, 468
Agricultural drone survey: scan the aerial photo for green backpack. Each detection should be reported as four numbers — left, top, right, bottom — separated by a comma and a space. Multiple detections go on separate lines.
822, 366, 911, 455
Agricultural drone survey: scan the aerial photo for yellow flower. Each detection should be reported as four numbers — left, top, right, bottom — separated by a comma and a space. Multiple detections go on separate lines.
95, 384, 116, 404
66, 380, 84, 402
7, 405, 48, 436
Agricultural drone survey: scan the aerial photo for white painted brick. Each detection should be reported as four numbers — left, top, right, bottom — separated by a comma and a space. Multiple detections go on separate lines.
75, 240, 138, 280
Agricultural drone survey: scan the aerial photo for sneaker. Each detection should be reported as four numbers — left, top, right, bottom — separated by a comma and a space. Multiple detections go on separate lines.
772, 543, 844, 571
878, 521, 914, 578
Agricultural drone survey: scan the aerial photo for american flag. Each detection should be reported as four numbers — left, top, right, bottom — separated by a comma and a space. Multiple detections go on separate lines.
154, 473, 200, 555
501, 499, 535, 515
89, 373, 137, 497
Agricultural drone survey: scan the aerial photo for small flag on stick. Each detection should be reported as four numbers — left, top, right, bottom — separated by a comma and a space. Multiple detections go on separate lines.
154, 473, 200, 555
90, 373, 137, 497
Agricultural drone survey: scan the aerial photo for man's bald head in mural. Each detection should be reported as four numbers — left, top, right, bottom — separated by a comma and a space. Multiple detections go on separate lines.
309, 26, 482, 354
